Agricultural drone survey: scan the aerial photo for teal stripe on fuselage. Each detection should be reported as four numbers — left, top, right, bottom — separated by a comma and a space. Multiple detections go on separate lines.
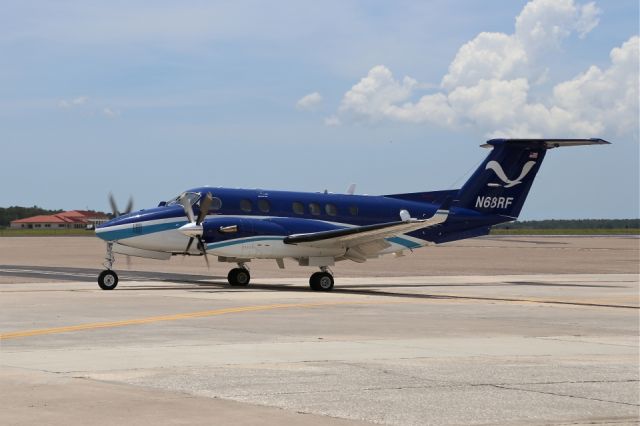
97, 220, 188, 241
206, 236, 420, 250
387, 236, 423, 249
206, 236, 283, 250
97, 218, 424, 252
204, 235, 423, 251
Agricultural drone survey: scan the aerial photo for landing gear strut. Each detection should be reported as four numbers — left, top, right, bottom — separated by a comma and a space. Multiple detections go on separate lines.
309, 267, 334, 291
228, 263, 250, 286
98, 242, 119, 290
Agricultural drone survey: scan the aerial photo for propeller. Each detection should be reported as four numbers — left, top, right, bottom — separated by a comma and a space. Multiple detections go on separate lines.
107, 192, 135, 267
109, 193, 134, 217
178, 192, 213, 267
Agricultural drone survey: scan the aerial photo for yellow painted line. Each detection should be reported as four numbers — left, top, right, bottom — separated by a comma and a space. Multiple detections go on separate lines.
0, 300, 405, 341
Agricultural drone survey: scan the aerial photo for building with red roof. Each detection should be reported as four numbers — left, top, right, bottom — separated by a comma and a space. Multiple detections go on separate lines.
10, 210, 110, 230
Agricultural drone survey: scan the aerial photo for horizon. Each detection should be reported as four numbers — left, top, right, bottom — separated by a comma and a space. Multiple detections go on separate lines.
1, 204, 638, 222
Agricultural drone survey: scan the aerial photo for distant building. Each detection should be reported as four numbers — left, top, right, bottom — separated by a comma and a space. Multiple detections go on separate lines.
10, 210, 110, 230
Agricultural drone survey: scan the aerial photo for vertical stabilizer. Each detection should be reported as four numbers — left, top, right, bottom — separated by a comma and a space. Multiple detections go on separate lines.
456, 138, 609, 218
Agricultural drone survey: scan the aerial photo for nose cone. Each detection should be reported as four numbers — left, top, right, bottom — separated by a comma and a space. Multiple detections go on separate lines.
95, 208, 147, 241
179, 222, 203, 237
95, 224, 112, 241
95, 205, 186, 242
95, 214, 132, 241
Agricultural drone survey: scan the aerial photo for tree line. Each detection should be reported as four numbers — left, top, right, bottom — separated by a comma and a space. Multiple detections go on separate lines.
494, 219, 639, 229
1, 205, 638, 230
0, 206, 63, 228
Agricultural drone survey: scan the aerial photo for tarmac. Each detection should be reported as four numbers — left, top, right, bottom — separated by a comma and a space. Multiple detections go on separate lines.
1, 235, 638, 425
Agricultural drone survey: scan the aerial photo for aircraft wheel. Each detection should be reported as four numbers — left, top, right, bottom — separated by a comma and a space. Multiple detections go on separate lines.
98, 270, 118, 290
228, 268, 251, 286
309, 272, 321, 290
309, 272, 334, 291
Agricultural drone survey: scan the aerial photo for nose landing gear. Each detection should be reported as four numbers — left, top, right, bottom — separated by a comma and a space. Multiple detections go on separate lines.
98, 242, 119, 290
98, 269, 119, 290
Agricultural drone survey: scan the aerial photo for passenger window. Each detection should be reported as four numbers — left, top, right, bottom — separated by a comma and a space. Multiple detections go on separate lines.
211, 197, 222, 211
240, 199, 252, 212
309, 202, 321, 216
292, 202, 304, 214
349, 205, 358, 216
325, 203, 337, 216
258, 199, 270, 213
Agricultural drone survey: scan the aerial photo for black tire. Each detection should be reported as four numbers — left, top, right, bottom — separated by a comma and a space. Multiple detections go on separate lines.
309, 272, 334, 291
98, 270, 118, 290
309, 272, 321, 290
228, 268, 250, 286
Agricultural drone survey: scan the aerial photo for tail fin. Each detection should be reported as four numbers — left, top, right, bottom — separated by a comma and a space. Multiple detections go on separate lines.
455, 138, 610, 218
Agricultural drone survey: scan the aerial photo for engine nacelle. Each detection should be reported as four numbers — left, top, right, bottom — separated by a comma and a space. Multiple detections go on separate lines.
202, 217, 288, 242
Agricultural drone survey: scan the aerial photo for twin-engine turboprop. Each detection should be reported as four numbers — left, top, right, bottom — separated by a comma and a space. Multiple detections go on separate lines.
95, 138, 609, 291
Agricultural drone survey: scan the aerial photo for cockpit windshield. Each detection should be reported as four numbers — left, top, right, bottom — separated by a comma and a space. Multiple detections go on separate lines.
165, 192, 201, 207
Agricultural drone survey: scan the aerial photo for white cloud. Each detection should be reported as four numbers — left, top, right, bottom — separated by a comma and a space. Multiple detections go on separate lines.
296, 92, 323, 110
58, 96, 88, 108
574, 2, 601, 37
103, 107, 120, 118
338, 65, 417, 121
443, 0, 600, 89
442, 32, 527, 90
448, 78, 529, 128
324, 115, 341, 127
515, 0, 600, 49
333, 0, 637, 139
57, 97, 123, 119
551, 35, 639, 137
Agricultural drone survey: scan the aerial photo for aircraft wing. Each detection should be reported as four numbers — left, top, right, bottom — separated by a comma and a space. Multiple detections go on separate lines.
283, 209, 448, 261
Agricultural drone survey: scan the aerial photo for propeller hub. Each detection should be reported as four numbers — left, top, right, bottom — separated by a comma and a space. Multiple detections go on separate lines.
179, 222, 203, 237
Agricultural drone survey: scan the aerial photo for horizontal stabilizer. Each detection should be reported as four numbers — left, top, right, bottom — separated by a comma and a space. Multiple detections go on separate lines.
481, 138, 611, 149
458, 136, 609, 218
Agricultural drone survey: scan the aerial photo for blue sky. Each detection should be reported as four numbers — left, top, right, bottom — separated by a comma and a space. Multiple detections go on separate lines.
1, 0, 638, 219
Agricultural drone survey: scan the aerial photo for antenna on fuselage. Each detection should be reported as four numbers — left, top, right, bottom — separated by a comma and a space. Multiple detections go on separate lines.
347, 183, 356, 195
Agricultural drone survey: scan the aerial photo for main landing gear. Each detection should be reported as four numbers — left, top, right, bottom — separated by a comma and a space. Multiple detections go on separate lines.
309, 267, 334, 291
228, 263, 251, 286
98, 242, 119, 290
223, 263, 334, 291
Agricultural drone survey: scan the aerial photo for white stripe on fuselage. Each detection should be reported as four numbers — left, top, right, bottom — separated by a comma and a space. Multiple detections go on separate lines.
95, 215, 187, 234
98, 214, 427, 256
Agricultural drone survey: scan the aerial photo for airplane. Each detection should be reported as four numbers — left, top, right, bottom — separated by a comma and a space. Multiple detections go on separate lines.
95, 138, 609, 291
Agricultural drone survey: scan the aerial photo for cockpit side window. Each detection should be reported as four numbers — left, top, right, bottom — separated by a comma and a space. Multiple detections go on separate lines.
210, 197, 222, 211
166, 192, 201, 207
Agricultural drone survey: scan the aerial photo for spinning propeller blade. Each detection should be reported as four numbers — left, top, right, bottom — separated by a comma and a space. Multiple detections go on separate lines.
178, 192, 211, 268
185, 237, 195, 253
179, 193, 195, 223
109, 193, 134, 217
108, 193, 119, 217
197, 236, 209, 268
123, 197, 134, 215
197, 193, 213, 225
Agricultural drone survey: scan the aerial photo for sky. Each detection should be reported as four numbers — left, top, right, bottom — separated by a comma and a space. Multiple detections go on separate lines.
1, 0, 638, 220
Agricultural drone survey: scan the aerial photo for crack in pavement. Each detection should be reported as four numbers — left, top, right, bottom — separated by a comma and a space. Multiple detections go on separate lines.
535, 336, 639, 348
486, 383, 639, 407
213, 379, 639, 401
